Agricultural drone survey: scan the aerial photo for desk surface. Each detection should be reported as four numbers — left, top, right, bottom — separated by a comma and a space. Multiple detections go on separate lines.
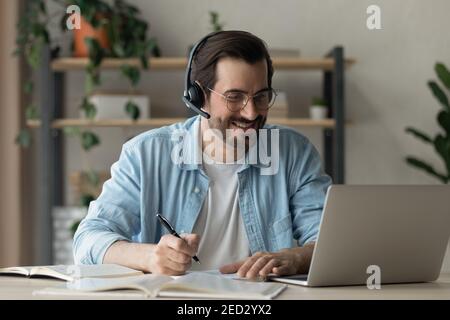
1, 273, 450, 300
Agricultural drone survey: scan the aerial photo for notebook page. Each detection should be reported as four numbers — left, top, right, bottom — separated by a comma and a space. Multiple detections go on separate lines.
64, 274, 173, 297
0, 266, 32, 276
47, 264, 143, 279
158, 272, 286, 299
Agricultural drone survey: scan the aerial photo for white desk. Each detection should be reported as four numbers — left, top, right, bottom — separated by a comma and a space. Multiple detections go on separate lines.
1, 273, 449, 300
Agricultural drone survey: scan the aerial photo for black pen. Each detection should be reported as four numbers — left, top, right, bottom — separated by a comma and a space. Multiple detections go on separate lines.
156, 213, 200, 264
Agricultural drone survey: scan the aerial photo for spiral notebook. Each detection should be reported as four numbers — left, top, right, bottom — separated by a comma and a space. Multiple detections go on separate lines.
33, 272, 287, 299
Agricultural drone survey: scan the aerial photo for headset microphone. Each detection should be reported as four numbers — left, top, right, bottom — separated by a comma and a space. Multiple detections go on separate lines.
182, 96, 210, 119
182, 32, 222, 119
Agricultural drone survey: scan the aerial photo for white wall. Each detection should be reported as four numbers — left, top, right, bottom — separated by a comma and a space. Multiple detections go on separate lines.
57, 0, 450, 270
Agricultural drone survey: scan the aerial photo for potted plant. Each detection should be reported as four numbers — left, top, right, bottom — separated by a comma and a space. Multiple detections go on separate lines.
405, 62, 450, 183
309, 97, 329, 120
14, 0, 160, 148
70, 0, 112, 57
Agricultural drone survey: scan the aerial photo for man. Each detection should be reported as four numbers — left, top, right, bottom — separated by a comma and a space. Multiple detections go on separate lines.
73, 31, 331, 280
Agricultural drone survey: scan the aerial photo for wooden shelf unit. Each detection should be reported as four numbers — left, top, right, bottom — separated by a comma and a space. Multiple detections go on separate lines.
27, 117, 337, 129
51, 57, 355, 71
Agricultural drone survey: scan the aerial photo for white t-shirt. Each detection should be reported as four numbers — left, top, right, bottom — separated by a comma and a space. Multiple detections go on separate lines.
191, 154, 251, 270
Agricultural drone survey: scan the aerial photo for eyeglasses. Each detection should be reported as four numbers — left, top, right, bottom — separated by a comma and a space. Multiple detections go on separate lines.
206, 87, 277, 112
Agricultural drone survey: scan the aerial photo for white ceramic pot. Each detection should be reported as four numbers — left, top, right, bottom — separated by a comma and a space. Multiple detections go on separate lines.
309, 105, 328, 120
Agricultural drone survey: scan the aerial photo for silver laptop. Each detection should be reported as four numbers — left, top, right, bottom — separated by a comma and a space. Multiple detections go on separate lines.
272, 185, 450, 287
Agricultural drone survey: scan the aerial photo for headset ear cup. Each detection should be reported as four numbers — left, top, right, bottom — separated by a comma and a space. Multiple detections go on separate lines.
188, 83, 205, 109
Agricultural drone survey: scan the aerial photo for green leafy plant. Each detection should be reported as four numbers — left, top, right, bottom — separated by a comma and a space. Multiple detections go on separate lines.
14, 0, 50, 147
15, 0, 160, 237
14, 0, 160, 148
311, 97, 327, 106
63, 126, 100, 151
84, 37, 105, 93
405, 62, 450, 183
81, 0, 160, 118
209, 11, 224, 32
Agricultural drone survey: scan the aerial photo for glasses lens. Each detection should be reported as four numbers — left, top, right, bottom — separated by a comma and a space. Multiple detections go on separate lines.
225, 92, 247, 112
224, 89, 277, 111
254, 89, 276, 110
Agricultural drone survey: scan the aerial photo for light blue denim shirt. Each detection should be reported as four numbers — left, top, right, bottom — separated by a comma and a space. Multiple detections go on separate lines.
73, 116, 332, 265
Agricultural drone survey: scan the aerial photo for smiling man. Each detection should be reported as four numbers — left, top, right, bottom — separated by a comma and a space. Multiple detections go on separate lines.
73, 31, 331, 280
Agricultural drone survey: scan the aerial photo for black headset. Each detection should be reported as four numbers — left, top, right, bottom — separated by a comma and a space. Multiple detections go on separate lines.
182, 31, 222, 119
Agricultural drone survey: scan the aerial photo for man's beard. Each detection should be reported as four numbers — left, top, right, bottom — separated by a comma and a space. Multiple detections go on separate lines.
207, 114, 267, 141
206, 115, 267, 159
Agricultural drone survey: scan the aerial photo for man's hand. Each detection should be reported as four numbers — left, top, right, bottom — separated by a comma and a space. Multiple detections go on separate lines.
148, 233, 200, 275
219, 243, 315, 280
103, 234, 200, 276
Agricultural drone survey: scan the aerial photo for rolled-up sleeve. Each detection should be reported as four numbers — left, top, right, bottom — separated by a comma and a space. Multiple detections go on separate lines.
290, 138, 332, 246
73, 144, 141, 264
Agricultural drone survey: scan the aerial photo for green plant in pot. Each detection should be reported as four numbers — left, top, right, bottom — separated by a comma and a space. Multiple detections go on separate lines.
405, 62, 450, 183
71, 0, 160, 124
309, 97, 329, 120
69, 0, 112, 57
77, 0, 160, 120
14, 0, 161, 148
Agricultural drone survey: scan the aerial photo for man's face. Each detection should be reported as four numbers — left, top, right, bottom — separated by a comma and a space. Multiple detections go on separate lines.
202, 57, 269, 144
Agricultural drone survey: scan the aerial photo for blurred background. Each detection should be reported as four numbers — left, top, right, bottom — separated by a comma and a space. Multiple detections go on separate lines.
0, 0, 449, 271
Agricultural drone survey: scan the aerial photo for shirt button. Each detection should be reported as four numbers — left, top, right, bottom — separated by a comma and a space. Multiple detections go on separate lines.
194, 187, 200, 194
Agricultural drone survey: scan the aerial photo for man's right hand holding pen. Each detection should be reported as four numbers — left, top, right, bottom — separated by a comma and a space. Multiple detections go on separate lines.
103, 233, 200, 276
148, 233, 200, 275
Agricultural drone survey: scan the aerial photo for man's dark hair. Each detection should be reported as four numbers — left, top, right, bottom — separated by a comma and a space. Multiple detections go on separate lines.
191, 30, 274, 98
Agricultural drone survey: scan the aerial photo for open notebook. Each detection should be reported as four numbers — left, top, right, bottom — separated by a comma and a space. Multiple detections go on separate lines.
0, 264, 143, 281
33, 272, 287, 299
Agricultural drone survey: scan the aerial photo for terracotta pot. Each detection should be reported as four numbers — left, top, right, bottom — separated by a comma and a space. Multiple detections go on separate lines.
73, 15, 110, 57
